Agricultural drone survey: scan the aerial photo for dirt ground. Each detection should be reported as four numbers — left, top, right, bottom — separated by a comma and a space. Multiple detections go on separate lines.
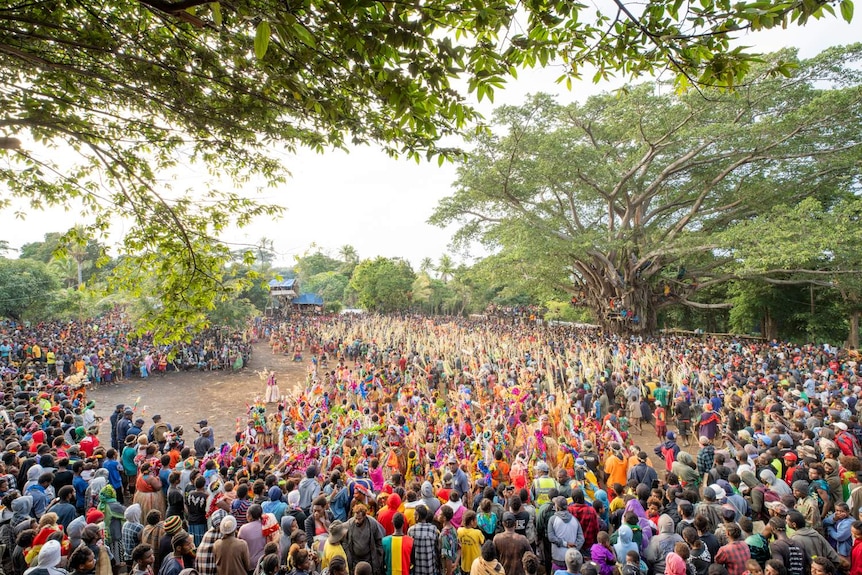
89, 342, 665, 460
88, 342, 307, 447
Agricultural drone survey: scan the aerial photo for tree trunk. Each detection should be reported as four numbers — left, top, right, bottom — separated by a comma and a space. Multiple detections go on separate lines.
584, 277, 658, 335
848, 310, 860, 350
762, 308, 779, 340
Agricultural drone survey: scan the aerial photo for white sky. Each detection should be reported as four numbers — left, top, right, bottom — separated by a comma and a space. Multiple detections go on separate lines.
1, 17, 859, 271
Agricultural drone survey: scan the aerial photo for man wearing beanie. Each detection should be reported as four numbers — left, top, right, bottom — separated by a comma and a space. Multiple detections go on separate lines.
213, 515, 251, 575
792, 480, 822, 530
157, 515, 194, 574
159, 532, 193, 575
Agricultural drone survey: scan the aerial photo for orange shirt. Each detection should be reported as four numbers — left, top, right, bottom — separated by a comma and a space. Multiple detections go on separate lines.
604, 455, 628, 488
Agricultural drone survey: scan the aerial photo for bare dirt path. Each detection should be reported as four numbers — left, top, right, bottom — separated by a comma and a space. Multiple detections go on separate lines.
89, 342, 307, 447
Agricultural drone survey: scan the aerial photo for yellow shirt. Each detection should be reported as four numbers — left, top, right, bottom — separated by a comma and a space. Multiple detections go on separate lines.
46, 351, 56, 365
321, 540, 347, 570
457, 527, 484, 573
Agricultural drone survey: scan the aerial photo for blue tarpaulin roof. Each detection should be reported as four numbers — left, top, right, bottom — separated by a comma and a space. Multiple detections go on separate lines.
268, 278, 296, 288
292, 293, 323, 305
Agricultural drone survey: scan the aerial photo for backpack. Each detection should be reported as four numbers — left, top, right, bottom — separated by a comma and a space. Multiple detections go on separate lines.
477, 512, 497, 538
661, 444, 677, 472
836, 431, 862, 457
153, 422, 169, 443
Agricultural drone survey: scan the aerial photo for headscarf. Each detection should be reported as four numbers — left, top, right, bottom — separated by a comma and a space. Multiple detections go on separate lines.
594, 489, 611, 526
665, 552, 687, 575
97, 485, 124, 543
124, 503, 142, 524
624, 499, 653, 549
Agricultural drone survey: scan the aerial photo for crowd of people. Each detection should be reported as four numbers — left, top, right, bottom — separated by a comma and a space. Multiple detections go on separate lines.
3, 312, 862, 575
0, 314, 254, 382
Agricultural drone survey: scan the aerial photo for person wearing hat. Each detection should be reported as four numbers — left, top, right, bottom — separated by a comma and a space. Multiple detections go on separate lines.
194, 509, 226, 575
109, 404, 125, 451
148, 415, 172, 448
604, 443, 629, 491
159, 531, 193, 575
128, 418, 144, 438
213, 515, 251, 575
696, 436, 715, 481
628, 452, 658, 488
652, 431, 680, 476
117, 406, 134, 451
156, 515, 188, 573
321, 519, 348, 571
783, 452, 800, 485
193, 427, 213, 458
493, 511, 530, 575
531, 461, 559, 507
547, 496, 584, 572
694, 485, 725, 531
791, 480, 822, 531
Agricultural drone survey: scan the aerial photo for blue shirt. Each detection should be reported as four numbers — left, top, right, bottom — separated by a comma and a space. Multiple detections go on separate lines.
73, 475, 89, 511
104, 459, 123, 490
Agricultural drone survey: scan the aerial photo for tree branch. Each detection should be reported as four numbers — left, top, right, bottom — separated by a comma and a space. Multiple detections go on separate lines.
137, 0, 211, 14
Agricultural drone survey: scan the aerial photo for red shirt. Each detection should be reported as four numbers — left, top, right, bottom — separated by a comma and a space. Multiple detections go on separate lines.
850, 538, 862, 575
79, 435, 99, 457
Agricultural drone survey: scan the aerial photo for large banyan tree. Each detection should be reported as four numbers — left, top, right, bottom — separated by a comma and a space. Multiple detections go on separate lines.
431, 46, 862, 334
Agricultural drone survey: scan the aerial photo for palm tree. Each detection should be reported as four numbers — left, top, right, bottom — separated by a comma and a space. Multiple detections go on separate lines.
419, 257, 434, 274
338, 244, 359, 264
0, 240, 10, 256
437, 254, 455, 282
50, 255, 85, 288
255, 237, 276, 268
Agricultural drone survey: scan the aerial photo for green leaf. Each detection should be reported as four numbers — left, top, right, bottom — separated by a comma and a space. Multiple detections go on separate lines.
255, 21, 271, 60
291, 22, 316, 48
840, 0, 854, 22
211, 2, 222, 26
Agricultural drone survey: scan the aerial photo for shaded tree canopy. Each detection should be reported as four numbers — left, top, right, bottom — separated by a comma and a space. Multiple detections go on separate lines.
0, 259, 59, 321
349, 257, 416, 312
431, 45, 862, 334
0, 0, 855, 340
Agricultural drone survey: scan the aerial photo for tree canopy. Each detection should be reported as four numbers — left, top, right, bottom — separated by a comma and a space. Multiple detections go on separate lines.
349, 257, 416, 312
0, 0, 856, 340
431, 45, 862, 334
0, 259, 59, 321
